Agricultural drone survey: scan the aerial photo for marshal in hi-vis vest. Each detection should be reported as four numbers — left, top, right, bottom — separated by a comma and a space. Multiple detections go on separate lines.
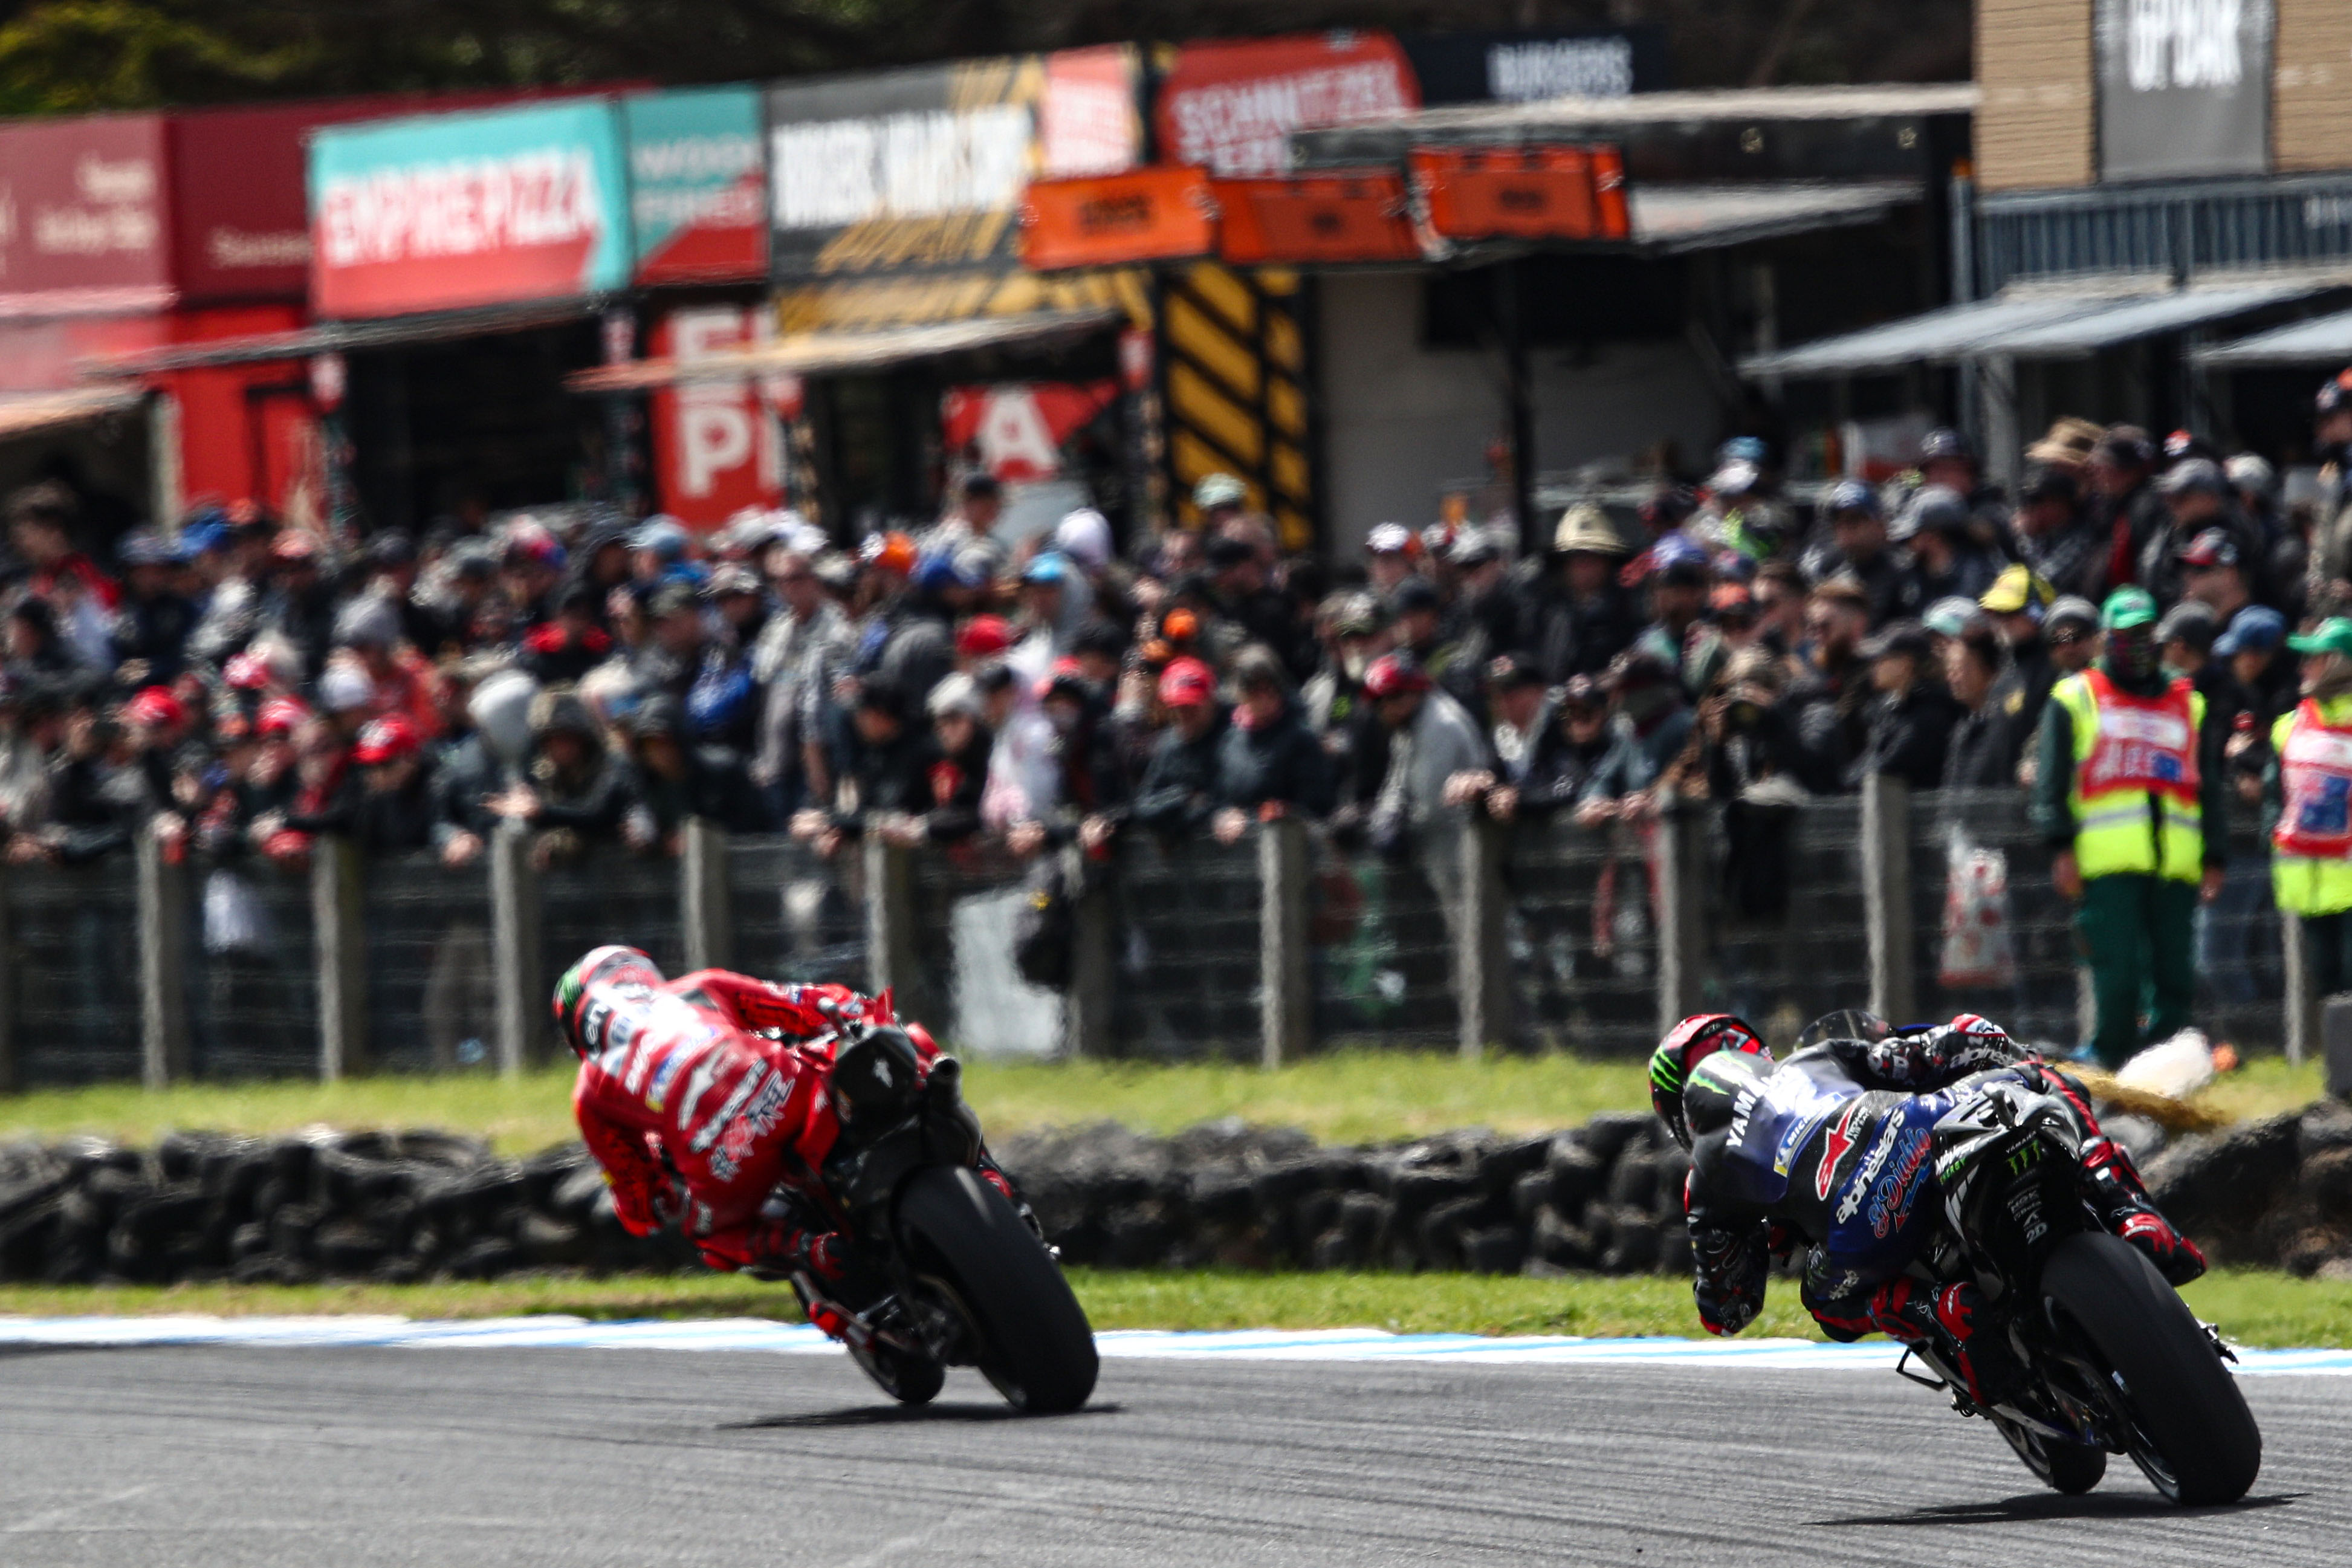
2052, 669, 2204, 883
2271, 696, 2352, 916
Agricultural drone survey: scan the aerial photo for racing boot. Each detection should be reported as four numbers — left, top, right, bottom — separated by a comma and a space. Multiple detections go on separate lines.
1870, 1278, 2029, 1409
2081, 1138, 2206, 1286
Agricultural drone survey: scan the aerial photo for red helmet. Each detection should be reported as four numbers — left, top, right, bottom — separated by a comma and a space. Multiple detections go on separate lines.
1649, 1013, 1770, 1150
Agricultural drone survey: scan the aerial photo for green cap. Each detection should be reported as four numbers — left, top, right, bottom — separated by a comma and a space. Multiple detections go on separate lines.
2099, 586, 2159, 632
2287, 617, 2352, 660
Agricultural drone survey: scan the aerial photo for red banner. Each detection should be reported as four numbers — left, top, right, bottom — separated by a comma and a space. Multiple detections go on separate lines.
1155, 34, 1419, 178
1218, 172, 1418, 265
649, 305, 782, 526
1410, 144, 1630, 243
1022, 166, 1216, 273
942, 381, 1118, 482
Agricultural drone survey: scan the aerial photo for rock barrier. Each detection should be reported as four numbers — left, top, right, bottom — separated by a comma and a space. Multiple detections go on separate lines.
3, 1099, 2331, 1289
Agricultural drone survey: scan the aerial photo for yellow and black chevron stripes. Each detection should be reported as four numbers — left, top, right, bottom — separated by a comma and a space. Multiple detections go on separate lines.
1161, 261, 1315, 551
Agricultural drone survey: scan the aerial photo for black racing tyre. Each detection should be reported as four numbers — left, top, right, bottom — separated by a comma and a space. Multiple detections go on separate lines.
2041, 1231, 2261, 1505
1995, 1417, 2107, 1494
848, 1336, 945, 1405
895, 1165, 1098, 1414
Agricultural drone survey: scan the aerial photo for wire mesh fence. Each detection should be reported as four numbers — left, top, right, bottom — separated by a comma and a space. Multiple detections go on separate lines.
727, 835, 867, 988
0, 791, 2314, 1090
1109, 834, 1262, 1060
363, 853, 497, 1074
1309, 826, 1463, 1052
187, 857, 318, 1081
9, 858, 141, 1087
1502, 817, 1659, 1057
909, 840, 1057, 1058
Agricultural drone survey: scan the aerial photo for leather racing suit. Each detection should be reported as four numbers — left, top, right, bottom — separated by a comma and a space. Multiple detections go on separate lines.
571, 970, 911, 1274
1682, 1020, 2204, 1402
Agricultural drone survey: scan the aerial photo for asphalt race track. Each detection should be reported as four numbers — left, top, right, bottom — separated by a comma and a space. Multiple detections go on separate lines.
0, 1345, 2335, 1566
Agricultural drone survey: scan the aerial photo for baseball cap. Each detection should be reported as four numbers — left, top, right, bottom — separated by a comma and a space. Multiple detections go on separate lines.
125, 685, 187, 730
2157, 599, 2218, 652
1157, 656, 1215, 708
2046, 597, 2099, 639
860, 531, 918, 575
1485, 651, 1545, 689
1389, 576, 1442, 615
1193, 473, 1248, 512
256, 696, 310, 736
2175, 527, 2240, 568
956, 614, 1014, 658
1361, 652, 1432, 699
353, 714, 422, 765
2019, 465, 2079, 504
2101, 586, 2160, 632
1892, 485, 1969, 541
1979, 563, 2054, 617
1023, 550, 1073, 585
629, 517, 690, 559
2213, 605, 2286, 657
2316, 368, 2352, 416
1923, 597, 1981, 640
1825, 479, 1880, 517
2289, 617, 2352, 660
1366, 522, 1416, 557
1918, 427, 1973, 464
2158, 457, 2227, 498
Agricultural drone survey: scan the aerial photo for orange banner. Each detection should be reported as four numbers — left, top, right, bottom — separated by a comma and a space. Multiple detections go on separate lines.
1020, 166, 1216, 272
1217, 172, 1420, 265
1409, 144, 1630, 244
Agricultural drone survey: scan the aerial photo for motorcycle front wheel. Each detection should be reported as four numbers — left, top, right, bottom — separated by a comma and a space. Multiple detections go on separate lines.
895, 1165, 1098, 1414
2041, 1231, 2261, 1505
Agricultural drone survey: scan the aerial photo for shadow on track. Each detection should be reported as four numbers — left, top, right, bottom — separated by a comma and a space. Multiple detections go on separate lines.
1812, 1492, 2301, 1528
722, 1402, 1123, 1430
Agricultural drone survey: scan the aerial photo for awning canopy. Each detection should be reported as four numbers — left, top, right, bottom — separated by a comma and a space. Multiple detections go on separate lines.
83, 299, 606, 378
1741, 276, 2343, 377
568, 306, 1128, 394
1630, 181, 1919, 253
2194, 306, 2352, 366
0, 386, 145, 441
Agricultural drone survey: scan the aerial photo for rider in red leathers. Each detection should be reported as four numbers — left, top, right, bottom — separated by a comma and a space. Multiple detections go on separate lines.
554, 945, 934, 1293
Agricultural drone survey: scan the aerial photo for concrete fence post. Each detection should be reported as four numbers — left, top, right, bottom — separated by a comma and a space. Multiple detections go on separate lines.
680, 818, 733, 973
312, 835, 368, 1081
1456, 817, 1518, 1060
135, 826, 190, 1088
1063, 844, 1114, 1059
490, 821, 541, 1076
1861, 774, 1917, 1026
863, 835, 921, 1014
1654, 806, 1712, 1036
1258, 818, 1311, 1068
2281, 910, 2318, 1067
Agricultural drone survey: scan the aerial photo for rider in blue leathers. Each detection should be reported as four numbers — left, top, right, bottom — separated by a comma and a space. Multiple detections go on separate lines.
1649, 1011, 2205, 1404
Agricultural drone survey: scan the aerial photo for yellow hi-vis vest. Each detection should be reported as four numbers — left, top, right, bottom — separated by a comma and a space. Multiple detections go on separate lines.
2271, 695, 2352, 916
2052, 668, 2204, 883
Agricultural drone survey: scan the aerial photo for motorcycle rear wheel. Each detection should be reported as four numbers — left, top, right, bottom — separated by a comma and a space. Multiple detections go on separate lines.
2041, 1231, 2261, 1505
1994, 1417, 2107, 1494
895, 1165, 1098, 1414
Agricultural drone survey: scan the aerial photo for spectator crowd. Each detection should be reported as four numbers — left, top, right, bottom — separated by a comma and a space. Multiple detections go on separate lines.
0, 382, 2345, 912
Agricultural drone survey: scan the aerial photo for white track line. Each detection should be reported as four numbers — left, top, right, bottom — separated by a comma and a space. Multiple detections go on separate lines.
0, 1315, 2340, 1373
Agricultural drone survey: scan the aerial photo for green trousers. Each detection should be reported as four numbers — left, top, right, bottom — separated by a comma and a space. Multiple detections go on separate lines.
2074, 872, 2199, 1068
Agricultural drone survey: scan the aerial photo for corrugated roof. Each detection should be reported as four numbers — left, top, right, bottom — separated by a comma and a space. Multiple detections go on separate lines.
1382, 82, 1977, 137
567, 307, 1127, 393
1631, 181, 1919, 253
1743, 276, 2336, 377
0, 386, 145, 439
2194, 306, 2352, 366
84, 299, 603, 377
